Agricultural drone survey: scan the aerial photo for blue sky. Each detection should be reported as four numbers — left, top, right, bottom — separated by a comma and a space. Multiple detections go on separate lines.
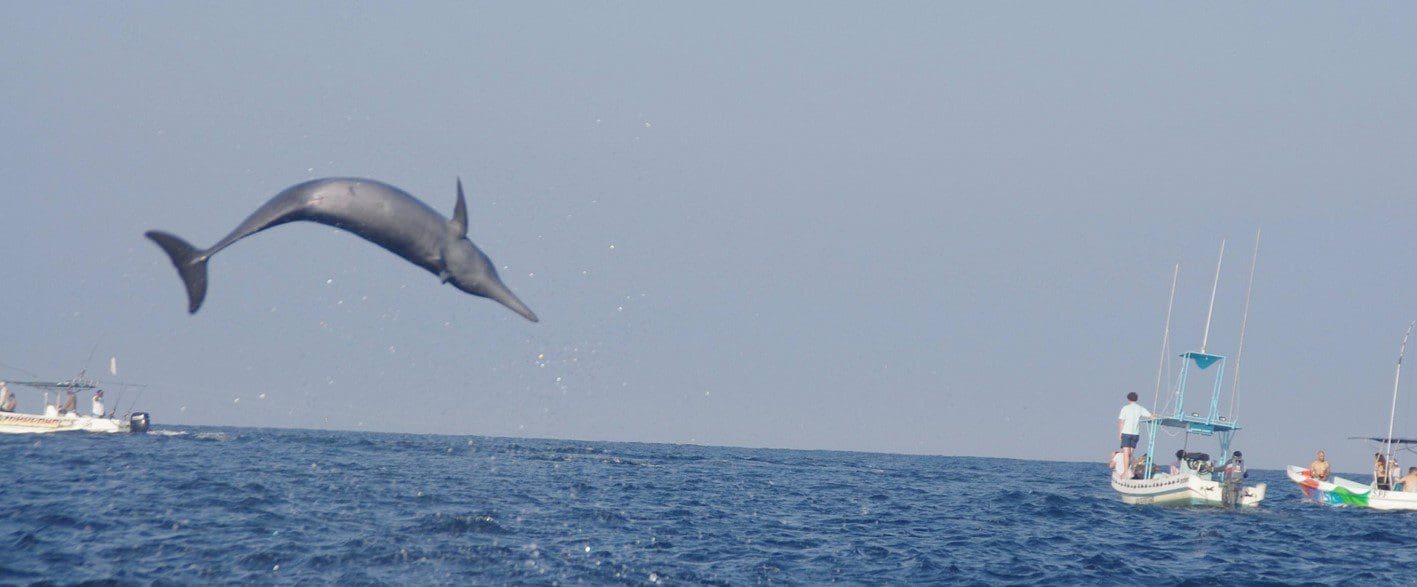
2, 3, 1415, 470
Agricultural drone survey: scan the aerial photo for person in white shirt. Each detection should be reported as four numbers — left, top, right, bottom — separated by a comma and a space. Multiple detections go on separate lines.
91, 389, 106, 418
1110, 450, 1129, 481
1169, 449, 1188, 476
1117, 392, 1154, 474
0, 382, 14, 413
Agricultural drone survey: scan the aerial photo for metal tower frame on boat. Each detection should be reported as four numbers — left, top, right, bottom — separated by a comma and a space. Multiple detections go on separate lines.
1140, 350, 1241, 478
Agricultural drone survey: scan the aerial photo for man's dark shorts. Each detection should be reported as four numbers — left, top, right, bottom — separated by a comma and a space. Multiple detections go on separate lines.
1120, 434, 1140, 449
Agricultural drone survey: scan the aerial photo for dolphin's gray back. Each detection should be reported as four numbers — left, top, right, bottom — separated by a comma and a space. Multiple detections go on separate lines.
208, 178, 451, 274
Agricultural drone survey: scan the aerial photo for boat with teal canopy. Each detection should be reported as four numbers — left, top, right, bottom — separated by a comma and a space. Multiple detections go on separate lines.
1111, 235, 1267, 507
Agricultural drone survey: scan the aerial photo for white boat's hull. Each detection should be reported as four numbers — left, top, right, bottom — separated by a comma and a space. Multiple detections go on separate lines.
1286, 465, 1417, 510
1365, 489, 1417, 510
1112, 473, 1266, 507
0, 411, 132, 434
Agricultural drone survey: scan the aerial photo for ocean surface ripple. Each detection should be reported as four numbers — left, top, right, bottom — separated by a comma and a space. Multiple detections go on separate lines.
1, 428, 1412, 585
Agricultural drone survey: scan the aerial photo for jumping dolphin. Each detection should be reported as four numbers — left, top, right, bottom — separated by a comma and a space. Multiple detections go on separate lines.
145, 177, 538, 322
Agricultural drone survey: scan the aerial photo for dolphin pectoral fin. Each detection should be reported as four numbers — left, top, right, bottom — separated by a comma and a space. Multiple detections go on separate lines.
145, 230, 210, 314
450, 178, 469, 238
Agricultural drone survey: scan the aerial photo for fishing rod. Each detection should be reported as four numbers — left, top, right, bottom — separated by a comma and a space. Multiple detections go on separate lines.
1384, 320, 1416, 466
0, 360, 38, 378
124, 386, 146, 418
77, 340, 101, 382
110, 388, 124, 418
1152, 263, 1179, 415
1200, 239, 1225, 354
1228, 228, 1261, 421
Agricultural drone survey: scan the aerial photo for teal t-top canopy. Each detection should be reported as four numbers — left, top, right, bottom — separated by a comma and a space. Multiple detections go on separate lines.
1183, 351, 1223, 370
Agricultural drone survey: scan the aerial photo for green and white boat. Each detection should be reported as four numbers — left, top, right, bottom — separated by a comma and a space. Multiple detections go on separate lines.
1287, 321, 1417, 510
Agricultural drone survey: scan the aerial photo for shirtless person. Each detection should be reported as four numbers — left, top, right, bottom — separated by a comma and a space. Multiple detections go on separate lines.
1401, 467, 1417, 492
1375, 453, 1393, 490
59, 389, 77, 416
1308, 450, 1331, 481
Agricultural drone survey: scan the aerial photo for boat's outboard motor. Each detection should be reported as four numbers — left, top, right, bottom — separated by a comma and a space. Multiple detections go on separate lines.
128, 412, 151, 434
1221, 478, 1243, 507
1221, 450, 1246, 507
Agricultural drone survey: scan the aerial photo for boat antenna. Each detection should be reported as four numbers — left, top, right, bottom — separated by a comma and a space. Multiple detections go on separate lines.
1228, 229, 1261, 420
0, 360, 38, 378
1384, 320, 1416, 464
1152, 263, 1180, 412
84, 341, 99, 368
125, 386, 146, 418
1200, 239, 1226, 354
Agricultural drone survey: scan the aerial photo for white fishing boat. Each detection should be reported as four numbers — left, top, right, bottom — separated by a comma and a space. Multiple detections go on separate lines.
1110, 346, 1268, 507
1115, 453, 1265, 506
1287, 322, 1417, 510
1112, 235, 1267, 507
0, 378, 150, 434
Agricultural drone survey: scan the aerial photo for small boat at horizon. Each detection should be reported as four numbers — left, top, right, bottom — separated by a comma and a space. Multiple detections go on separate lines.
0, 377, 150, 434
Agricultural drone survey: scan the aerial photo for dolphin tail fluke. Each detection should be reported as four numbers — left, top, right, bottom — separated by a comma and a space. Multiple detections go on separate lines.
144, 230, 209, 314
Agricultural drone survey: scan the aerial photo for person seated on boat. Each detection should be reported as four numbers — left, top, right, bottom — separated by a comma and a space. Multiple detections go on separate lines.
90, 389, 105, 418
1117, 392, 1155, 473
1167, 448, 1201, 476
1398, 467, 1417, 492
1375, 453, 1393, 490
59, 389, 77, 417
1308, 450, 1331, 481
0, 382, 14, 413
1110, 450, 1131, 480
1130, 453, 1150, 479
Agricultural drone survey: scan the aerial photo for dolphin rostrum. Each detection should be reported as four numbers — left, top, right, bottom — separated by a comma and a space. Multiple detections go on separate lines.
145, 177, 538, 322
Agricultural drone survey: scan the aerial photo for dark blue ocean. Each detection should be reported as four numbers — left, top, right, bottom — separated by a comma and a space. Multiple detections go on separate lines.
2, 428, 1413, 585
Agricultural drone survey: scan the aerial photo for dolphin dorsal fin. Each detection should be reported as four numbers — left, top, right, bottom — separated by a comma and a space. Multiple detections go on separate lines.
450, 177, 473, 236
451, 177, 469, 237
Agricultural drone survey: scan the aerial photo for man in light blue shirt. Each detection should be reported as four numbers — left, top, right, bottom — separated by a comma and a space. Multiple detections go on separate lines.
1117, 392, 1154, 475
